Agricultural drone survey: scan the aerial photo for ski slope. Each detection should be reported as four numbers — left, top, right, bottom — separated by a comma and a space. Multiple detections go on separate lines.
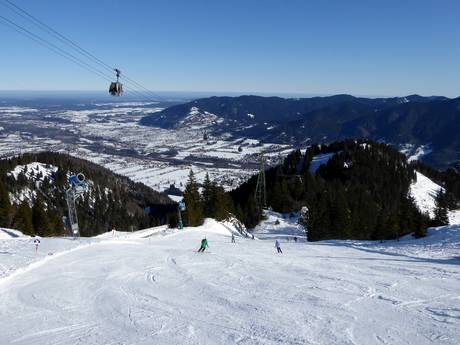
410, 171, 444, 218
1, 218, 459, 345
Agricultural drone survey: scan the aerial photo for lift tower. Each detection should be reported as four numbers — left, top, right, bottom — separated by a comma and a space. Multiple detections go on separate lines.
65, 173, 87, 239
254, 155, 266, 211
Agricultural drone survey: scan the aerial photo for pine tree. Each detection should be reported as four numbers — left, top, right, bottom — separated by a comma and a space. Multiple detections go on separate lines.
183, 170, 203, 226
212, 184, 234, 220
413, 213, 429, 238
32, 196, 50, 236
433, 190, 449, 226
12, 201, 33, 235
202, 173, 213, 218
0, 178, 11, 227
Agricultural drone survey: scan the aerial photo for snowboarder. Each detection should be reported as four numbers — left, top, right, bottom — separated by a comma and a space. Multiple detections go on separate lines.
231, 234, 235, 243
275, 239, 283, 254
198, 238, 209, 252
33, 237, 40, 254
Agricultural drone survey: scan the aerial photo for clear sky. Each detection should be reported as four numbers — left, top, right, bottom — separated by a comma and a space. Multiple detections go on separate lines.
0, 0, 459, 97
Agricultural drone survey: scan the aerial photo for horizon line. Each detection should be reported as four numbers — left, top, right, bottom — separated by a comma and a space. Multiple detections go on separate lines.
0, 89, 456, 100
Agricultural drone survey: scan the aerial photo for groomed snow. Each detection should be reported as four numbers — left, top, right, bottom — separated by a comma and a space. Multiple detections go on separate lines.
0, 216, 459, 344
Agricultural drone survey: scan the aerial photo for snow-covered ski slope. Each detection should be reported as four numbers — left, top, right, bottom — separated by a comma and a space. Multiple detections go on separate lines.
1, 217, 459, 345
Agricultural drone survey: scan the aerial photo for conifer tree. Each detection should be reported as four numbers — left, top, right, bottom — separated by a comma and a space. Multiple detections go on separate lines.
12, 201, 33, 235
183, 170, 203, 226
212, 184, 234, 220
0, 178, 11, 227
202, 173, 213, 218
413, 213, 428, 238
32, 196, 50, 236
433, 190, 449, 226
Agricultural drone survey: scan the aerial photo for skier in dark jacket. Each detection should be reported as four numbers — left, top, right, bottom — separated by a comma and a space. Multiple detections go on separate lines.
275, 239, 283, 254
198, 238, 209, 252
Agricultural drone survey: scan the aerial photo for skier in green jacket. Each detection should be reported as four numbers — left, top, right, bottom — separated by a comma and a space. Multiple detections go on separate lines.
198, 238, 209, 252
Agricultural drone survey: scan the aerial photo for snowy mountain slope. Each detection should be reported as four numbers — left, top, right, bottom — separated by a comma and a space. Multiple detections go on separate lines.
410, 171, 444, 218
0, 235, 92, 279
7, 162, 59, 204
351, 224, 460, 260
8, 162, 58, 181
1, 219, 459, 345
252, 210, 306, 241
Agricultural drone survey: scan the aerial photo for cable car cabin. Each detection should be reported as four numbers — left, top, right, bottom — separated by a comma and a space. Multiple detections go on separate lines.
109, 82, 123, 96
109, 68, 123, 96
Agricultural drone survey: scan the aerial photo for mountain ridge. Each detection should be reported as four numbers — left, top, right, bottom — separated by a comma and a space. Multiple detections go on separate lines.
140, 94, 459, 167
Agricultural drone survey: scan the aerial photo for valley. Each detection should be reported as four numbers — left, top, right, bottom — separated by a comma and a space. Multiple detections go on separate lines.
0, 97, 292, 192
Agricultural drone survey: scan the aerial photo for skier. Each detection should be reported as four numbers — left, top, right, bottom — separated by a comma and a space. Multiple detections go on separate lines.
33, 237, 40, 254
294, 236, 298, 243
231, 234, 235, 243
198, 238, 209, 252
275, 239, 283, 254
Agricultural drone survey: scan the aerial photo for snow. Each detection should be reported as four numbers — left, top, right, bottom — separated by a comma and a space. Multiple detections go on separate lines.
8, 162, 58, 181
410, 171, 444, 218
408, 145, 433, 162
1, 215, 459, 344
0, 101, 294, 192
168, 194, 183, 202
252, 210, 306, 241
448, 210, 460, 225
178, 107, 224, 129
0, 228, 29, 239
309, 152, 335, 173
400, 144, 433, 162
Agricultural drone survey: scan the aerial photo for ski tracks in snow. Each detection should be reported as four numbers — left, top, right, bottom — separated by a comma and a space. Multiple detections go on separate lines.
0, 230, 459, 344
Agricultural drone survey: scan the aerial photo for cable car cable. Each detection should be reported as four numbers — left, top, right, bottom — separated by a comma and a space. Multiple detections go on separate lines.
1, 0, 165, 102
0, 15, 159, 102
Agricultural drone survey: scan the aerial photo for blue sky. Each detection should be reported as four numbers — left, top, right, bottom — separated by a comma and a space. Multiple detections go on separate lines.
0, 0, 459, 97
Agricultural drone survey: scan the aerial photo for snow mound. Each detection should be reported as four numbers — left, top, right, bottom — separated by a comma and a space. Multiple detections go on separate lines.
193, 218, 234, 236
0, 228, 28, 239
94, 219, 239, 241
410, 171, 444, 218
351, 224, 460, 261
95, 225, 171, 239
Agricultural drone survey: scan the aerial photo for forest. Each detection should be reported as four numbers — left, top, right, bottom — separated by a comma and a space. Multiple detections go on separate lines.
0, 152, 174, 236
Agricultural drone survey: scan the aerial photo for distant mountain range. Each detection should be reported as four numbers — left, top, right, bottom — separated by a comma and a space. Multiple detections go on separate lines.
140, 94, 460, 168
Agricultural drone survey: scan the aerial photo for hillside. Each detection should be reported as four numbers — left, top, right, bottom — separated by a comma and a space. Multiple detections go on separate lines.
140, 94, 460, 167
0, 152, 175, 236
0, 216, 459, 344
230, 140, 456, 240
